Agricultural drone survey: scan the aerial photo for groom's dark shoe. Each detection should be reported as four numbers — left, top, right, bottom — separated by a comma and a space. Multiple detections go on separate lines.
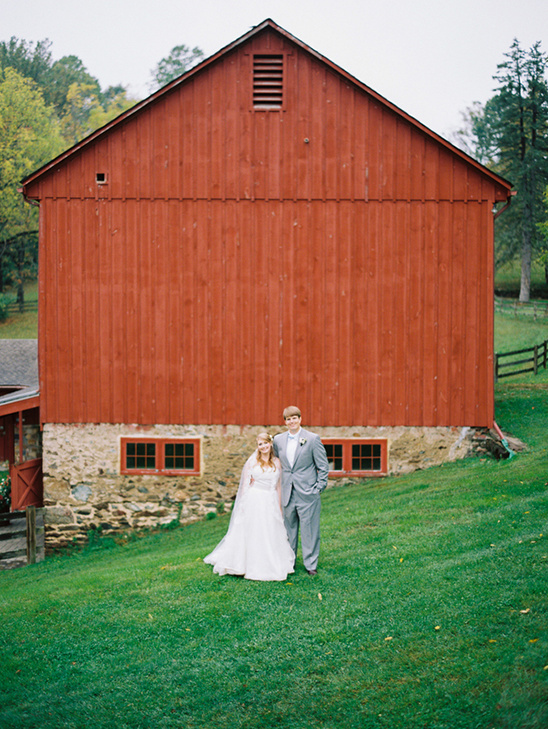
307, 569, 318, 576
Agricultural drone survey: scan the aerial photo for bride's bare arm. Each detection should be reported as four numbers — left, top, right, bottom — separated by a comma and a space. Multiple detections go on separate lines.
274, 457, 282, 510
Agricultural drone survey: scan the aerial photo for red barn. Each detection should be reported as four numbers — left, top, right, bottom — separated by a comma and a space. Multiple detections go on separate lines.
21, 19, 512, 545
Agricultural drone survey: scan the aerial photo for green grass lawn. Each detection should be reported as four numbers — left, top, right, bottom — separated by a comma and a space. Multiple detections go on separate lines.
0, 384, 547, 729
0, 281, 39, 338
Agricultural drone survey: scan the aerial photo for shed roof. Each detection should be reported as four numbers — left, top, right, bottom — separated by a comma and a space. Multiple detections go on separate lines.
0, 340, 39, 416
22, 18, 512, 195
0, 340, 38, 388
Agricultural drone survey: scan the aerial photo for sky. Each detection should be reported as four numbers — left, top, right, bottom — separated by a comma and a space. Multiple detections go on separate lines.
2, 0, 548, 140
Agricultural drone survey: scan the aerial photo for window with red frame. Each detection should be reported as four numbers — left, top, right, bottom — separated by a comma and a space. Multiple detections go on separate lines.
121, 438, 201, 475
322, 439, 387, 477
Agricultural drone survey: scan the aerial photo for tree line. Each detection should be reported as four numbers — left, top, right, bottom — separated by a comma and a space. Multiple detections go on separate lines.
0, 38, 203, 308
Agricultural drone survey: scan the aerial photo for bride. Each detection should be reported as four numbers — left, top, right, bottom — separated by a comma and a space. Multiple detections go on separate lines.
204, 432, 295, 581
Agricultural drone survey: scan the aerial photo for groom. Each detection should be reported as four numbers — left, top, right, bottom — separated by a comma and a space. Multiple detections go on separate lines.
273, 406, 329, 575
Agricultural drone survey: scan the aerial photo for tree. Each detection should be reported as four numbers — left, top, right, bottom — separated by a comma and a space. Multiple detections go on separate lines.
60, 81, 138, 145
495, 41, 548, 301
0, 37, 53, 89
1, 39, 138, 147
453, 40, 548, 301
0, 37, 139, 298
0, 68, 64, 297
46, 54, 101, 115
150, 44, 204, 91
450, 100, 500, 166
538, 187, 548, 284
89, 85, 137, 133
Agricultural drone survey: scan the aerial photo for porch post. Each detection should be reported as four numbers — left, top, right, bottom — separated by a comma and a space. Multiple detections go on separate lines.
18, 410, 23, 464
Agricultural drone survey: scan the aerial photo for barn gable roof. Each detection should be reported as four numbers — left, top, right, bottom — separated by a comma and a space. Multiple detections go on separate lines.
21, 18, 511, 195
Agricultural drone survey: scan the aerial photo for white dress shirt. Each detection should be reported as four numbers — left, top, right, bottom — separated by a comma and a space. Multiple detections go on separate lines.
286, 428, 301, 468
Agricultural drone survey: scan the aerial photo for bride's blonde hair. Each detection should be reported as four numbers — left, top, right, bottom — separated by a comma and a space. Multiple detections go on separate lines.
256, 432, 275, 470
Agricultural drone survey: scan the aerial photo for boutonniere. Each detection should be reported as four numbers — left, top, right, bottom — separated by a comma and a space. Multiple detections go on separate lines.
299, 438, 307, 446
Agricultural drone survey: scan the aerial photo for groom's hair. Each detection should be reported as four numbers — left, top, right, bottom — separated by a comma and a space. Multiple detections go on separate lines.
283, 405, 301, 419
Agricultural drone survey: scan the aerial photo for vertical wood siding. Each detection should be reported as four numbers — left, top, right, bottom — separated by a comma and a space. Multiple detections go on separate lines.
30, 29, 505, 428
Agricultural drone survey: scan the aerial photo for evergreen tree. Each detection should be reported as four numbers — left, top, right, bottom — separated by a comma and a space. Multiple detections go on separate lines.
453, 40, 548, 300
493, 41, 548, 301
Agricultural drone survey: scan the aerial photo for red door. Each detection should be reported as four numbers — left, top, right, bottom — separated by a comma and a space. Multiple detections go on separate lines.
10, 458, 43, 511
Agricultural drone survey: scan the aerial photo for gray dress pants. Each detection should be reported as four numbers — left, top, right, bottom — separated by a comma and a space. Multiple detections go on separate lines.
283, 489, 321, 571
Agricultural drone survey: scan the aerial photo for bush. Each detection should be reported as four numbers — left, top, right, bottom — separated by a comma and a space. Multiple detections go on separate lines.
0, 474, 11, 512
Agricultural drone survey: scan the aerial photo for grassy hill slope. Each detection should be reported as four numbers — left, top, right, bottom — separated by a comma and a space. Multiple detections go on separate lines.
0, 384, 546, 729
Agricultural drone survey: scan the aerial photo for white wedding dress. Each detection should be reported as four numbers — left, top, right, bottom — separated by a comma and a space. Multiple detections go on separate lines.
204, 458, 295, 581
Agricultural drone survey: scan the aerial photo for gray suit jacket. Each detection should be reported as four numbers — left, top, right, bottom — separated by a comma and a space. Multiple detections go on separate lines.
273, 428, 329, 508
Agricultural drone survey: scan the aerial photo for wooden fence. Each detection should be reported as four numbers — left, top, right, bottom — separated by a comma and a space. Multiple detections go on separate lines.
5, 300, 38, 314
495, 340, 548, 381
0, 506, 45, 570
495, 296, 548, 319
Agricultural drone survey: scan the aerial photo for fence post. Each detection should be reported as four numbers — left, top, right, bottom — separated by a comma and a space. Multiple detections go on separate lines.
494, 353, 499, 383
26, 506, 36, 565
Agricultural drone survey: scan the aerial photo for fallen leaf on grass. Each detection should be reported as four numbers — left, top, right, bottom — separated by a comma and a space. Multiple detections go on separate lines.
529, 638, 539, 643
318, 593, 323, 601
385, 636, 393, 641
520, 609, 531, 614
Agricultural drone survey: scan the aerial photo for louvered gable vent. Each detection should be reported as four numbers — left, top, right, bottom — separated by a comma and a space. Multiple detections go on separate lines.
253, 54, 283, 109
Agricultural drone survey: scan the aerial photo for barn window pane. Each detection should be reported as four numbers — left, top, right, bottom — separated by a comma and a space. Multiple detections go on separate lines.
351, 443, 383, 472
324, 443, 343, 470
165, 442, 195, 470
126, 441, 156, 470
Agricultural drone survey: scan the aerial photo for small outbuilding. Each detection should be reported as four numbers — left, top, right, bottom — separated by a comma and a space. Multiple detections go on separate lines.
0, 340, 42, 510
20, 19, 512, 545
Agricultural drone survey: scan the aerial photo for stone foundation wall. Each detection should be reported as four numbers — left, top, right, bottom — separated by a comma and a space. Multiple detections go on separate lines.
42, 422, 477, 550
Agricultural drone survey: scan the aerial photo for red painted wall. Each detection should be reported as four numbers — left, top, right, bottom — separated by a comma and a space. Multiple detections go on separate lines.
24, 26, 511, 428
